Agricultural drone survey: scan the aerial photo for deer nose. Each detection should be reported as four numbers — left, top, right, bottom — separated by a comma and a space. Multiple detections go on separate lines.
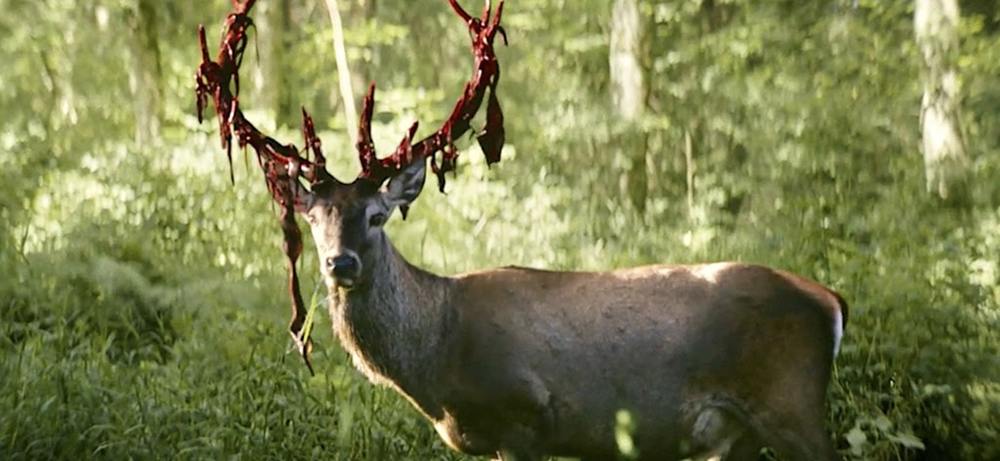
327, 254, 361, 286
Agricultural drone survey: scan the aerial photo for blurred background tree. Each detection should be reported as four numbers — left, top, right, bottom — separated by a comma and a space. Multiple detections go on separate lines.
916, 0, 970, 205
1, 0, 998, 459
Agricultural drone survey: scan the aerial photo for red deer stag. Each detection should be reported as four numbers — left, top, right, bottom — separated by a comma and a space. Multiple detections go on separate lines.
195, 1, 847, 459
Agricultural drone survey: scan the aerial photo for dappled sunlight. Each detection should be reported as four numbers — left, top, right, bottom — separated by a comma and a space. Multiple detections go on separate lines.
1, 0, 998, 459
615, 409, 639, 460
391, 143, 577, 273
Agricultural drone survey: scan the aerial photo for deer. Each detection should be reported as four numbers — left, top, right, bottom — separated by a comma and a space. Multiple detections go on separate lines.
194, 1, 848, 460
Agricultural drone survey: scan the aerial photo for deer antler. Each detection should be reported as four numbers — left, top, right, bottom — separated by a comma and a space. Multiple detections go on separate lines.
194, 0, 508, 373
357, 0, 507, 197
195, 0, 332, 374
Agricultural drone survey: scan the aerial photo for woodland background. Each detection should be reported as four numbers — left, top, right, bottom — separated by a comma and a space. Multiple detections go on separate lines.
1, 0, 999, 459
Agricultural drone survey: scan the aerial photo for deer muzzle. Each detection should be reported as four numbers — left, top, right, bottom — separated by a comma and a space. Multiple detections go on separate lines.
328, 252, 362, 288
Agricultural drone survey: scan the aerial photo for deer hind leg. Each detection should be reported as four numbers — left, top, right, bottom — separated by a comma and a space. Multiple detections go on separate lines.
753, 372, 841, 459
724, 435, 764, 461
494, 446, 540, 461
744, 404, 839, 461
682, 398, 779, 461
755, 420, 839, 461
687, 406, 751, 460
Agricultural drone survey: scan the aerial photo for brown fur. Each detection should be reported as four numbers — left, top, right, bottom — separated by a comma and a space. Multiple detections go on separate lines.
306, 180, 846, 460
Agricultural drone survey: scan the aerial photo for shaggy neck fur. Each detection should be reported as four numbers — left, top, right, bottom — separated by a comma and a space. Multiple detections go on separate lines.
327, 232, 454, 417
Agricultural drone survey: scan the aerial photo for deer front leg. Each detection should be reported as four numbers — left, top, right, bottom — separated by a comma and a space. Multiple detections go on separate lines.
434, 370, 553, 458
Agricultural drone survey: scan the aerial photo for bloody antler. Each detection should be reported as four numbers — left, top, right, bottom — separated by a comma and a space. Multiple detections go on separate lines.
357, 0, 507, 196
195, 0, 328, 374
194, 0, 507, 373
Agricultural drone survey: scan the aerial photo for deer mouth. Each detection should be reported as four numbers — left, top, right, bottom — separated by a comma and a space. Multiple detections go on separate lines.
336, 277, 356, 289
330, 253, 362, 289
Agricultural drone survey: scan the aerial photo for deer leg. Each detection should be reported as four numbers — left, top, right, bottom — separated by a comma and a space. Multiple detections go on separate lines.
749, 409, 839, 461
772, 426, 839, 461
756, 428, 837, 461
724, 435, 764, 461
756, 377, 841, 460
687, 406, 747, 460
495, 446, 540, 461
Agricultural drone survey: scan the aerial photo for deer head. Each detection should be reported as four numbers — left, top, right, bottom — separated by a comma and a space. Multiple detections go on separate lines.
303, 161, 425, 291
195, 0, 506, 373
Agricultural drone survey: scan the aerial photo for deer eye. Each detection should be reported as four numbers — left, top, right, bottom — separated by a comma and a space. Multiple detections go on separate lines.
368, 212, 387, 227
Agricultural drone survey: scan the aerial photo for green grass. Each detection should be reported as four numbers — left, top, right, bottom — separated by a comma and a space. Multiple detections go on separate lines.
1, 139, 997, 459
0, 278, 459, 460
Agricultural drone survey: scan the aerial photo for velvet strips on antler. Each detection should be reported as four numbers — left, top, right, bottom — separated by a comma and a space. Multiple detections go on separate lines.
358, 0, 506, 193
194, 0, 506, 372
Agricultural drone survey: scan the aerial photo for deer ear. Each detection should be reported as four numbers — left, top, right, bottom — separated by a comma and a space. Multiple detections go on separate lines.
383, 158, 426, 211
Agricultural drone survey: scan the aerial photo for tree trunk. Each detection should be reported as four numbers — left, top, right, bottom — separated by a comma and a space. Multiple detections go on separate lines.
347, 0, 376, 113
252, 0, 291, 124
127, 0, 162, 144
915, 0, 969, 204
610, 0, 648, 212
324, 0, 358, 142
684, 128, 695, 217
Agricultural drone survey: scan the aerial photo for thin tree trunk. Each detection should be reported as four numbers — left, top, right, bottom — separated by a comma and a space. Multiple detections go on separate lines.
252, 0, 284, 122
272, 0, 295, 125
610, 0, 648, 212
685, 128, 695, 218
127, 0, 162, 144
346, 0, 376, 114
611, 0, 643, 121
915, 0, 969, 204
324, 0, 358, 142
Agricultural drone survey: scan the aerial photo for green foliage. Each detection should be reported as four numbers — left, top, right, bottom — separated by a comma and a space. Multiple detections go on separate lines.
2, 0, 998, 459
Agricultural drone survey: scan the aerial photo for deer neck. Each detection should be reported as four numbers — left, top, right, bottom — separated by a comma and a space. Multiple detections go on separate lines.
327, 233, 454, 415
